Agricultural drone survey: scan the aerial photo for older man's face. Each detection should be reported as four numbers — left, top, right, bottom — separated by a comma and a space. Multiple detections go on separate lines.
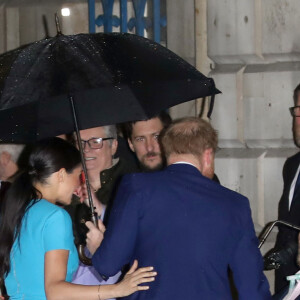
79, 126, 117, 174
293, 94, 300, 148
128, 117, 164, 171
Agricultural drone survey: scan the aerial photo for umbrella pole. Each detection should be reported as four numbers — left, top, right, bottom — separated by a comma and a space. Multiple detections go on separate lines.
69, 96, 98, 226
69, 96, 98, 266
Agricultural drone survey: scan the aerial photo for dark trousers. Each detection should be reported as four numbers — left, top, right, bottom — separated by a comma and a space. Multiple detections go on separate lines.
273, 285, 300, 300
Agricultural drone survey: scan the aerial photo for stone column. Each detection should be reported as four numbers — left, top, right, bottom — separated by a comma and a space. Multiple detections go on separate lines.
166, 0, 198, 119
206, 0, 300, 292
5, 6, 20, 51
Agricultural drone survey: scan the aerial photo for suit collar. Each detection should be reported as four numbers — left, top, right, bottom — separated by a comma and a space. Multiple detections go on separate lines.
166, 163, 202, 176
286, 152, 300, 187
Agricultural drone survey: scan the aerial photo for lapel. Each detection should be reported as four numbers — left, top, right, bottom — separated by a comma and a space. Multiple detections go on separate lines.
286, 152, 300, 213
286, 153, 300, 188
290, 178, 300, 213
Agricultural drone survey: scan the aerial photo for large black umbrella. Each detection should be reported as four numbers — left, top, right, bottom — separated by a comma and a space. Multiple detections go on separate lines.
0, 32, 220, 264
0, 32, 220, 143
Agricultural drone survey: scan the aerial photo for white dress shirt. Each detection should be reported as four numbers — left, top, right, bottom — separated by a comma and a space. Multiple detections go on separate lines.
289, 163, 300, 210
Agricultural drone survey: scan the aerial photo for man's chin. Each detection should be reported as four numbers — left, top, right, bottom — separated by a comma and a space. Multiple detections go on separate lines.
293, 134, 300, 148
139, 161, 164, 172
84, 160, 97, 171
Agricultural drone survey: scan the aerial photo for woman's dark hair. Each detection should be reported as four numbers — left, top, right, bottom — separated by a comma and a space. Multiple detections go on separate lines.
0, 137, 81, 285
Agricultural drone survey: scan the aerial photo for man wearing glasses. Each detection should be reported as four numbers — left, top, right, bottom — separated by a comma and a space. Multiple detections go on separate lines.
65, 125, 137, 296
273, 83, 300, 295
76, 125, 136, 224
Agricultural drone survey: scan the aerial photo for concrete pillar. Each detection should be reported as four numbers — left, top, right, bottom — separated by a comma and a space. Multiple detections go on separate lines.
206, 0, 300, 292
60, 3, 89, 35
166, 0, 198, 119
5, 6, 19, 51
0, 5, 5, 53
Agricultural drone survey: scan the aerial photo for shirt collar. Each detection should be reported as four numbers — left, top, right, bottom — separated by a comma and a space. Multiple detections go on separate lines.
172, 161, 198, 168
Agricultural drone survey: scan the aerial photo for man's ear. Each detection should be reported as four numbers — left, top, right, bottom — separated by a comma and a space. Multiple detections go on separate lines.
127, 138, 135, 153
203, 148, 213, 166
201, 148, 214, 179
57, 168, 66, 183
111, 139, 118, 156
0, 151, 11, 166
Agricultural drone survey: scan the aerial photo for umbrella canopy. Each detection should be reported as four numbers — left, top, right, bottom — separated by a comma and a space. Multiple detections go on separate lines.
0, 32, 220, 142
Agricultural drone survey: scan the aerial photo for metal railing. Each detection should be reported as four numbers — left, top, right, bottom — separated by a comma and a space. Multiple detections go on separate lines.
88, 0, 167, 43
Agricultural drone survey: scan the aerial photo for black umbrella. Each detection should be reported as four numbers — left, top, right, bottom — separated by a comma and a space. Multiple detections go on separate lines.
0, 31, 220, 264
0, 32, 220, 143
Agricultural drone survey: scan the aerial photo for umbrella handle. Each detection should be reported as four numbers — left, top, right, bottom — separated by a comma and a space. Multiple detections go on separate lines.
78, 245, 92, 266
77, 211, 99, 266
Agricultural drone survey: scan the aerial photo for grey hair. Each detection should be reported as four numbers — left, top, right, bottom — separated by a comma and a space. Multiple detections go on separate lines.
103, 125, 117, 145
0, 144, 25, 163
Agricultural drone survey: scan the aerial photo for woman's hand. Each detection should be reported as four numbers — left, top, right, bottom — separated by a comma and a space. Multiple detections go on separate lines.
85, 220, 106, 255
113, 260, 157, 298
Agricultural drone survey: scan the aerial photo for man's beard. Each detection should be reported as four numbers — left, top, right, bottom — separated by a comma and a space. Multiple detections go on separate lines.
139, 152, 165, 172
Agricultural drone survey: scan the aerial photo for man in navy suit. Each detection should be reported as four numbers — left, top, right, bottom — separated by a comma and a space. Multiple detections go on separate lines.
87, 117, 271, 300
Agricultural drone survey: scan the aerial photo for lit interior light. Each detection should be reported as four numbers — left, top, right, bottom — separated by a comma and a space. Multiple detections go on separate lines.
61, 8, 70, 17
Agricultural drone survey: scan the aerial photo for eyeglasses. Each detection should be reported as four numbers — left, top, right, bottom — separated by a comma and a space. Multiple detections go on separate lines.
80, 137, 114, 149
289, 106, 300, 117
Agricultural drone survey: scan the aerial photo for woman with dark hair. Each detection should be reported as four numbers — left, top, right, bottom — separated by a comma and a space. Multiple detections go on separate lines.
0, 138, 156, 300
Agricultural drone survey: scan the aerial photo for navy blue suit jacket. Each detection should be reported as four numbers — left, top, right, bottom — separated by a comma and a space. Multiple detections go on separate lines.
92, 164, 271, 299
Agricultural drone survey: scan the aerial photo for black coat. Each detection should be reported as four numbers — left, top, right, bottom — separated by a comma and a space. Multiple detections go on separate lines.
275, 151, 300, 292
64, 158, 138, 246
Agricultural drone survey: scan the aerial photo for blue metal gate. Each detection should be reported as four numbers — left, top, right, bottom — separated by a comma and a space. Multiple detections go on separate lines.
88, 0, 167, 43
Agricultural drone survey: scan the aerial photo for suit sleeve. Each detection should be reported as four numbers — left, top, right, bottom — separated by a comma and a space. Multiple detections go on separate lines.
229, 198, 272, 300
92, 174, 142, 278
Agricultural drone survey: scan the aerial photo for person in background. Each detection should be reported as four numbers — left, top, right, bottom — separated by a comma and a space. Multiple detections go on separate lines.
271, 83, 300, 297
124, 111, 220, 182
65, 125, 138, 298
0, 143, 24, 182
124, 111, 171, 172
0, 143, 24, 299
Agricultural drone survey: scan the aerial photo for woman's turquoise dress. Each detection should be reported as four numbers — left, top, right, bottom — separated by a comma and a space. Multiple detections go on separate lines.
5, 199, 79, 300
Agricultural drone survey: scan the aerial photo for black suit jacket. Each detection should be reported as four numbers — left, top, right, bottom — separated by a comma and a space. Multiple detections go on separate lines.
275, 151, 300, 292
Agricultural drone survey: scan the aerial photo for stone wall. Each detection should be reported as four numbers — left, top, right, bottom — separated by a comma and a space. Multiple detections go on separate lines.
0, 2, 92, 53
166, 0, 300, 292
209, 0, 300, 292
